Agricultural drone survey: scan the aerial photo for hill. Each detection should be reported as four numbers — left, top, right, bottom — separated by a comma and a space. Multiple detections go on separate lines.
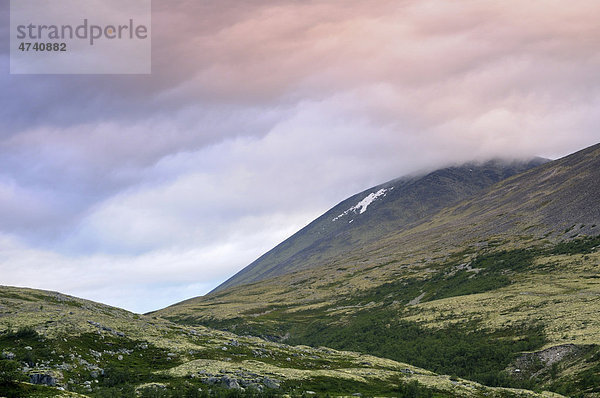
156, 143, 600, 397
0, 286, 559, 397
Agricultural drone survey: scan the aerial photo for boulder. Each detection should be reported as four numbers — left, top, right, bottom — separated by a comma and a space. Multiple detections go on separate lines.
221, 375, 241, 389
263, 376, 280, 389
30, 373, 57, 386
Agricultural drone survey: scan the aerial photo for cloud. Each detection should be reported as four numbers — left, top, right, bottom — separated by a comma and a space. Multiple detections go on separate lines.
1, 0, 600, 311
0, 233, 286, 313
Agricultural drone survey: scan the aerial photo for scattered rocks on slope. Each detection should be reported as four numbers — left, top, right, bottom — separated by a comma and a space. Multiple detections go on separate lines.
87, 320, 126, 337
198, 371, 281, 391
508, 344, 588, 379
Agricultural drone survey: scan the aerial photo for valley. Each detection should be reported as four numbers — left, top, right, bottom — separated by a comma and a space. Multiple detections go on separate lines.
2, 143, 600, 397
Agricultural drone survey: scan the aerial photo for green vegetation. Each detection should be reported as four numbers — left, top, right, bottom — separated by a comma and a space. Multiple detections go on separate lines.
197, 311, 548, 390
336, 248, 538, 308
544, 348, 600, 398
425, 248, 536, 301
287, 314, 545, 388
4, 287, 545, 398
282, 376, 448, 398
0, 381, 64, 398
0, 359, 26, 386
185, 237, 600, 397
550, 235, 600, 255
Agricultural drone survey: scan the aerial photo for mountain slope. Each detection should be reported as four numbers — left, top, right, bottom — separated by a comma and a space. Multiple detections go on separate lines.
214, 158, 548, 293
157, 142, 600, 397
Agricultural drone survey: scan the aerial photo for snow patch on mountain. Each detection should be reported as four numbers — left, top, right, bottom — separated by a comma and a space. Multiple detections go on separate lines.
332, 188, 392, 221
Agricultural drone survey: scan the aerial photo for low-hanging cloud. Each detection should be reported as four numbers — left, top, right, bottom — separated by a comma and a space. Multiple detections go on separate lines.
1, 0, 600, 312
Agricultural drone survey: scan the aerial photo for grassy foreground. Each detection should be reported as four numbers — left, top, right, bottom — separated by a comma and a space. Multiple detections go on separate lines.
0, 286, 563, 397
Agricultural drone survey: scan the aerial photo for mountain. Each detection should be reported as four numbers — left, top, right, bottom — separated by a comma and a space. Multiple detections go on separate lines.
0, 286, 558, 398
157, 143, 600, 397
4, 144, 597, 397
213, 158, 548, 293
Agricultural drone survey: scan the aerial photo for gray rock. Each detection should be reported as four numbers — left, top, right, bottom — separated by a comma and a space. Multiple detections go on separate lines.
90, 349, 102, 357
221, 375, 241, 389
30, 373, 57, 386
56, 362, 72, 371
263, 377, 280, 389
206, 376, 219, 384
246, 383, 263, 392
88, 320, 125, 337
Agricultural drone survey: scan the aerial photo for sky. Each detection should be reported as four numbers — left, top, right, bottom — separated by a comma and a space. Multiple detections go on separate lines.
1, 0, 600, 313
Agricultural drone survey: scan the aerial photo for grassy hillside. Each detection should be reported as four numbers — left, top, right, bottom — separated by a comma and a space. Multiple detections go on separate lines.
157, 143, 600, 397
0, 286, 558, 398
158, 238, 600, 396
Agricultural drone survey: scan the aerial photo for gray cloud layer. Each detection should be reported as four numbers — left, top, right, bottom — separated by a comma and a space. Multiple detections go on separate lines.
1, 0, 599, 312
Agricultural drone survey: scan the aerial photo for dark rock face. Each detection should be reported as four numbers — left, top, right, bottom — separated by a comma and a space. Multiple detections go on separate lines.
30, 373, 57, 386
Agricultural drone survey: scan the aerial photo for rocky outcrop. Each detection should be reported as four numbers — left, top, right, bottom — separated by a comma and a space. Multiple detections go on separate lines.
198, 372, 281, 391
30, 373, 57, 386
507, 344, 591, 380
